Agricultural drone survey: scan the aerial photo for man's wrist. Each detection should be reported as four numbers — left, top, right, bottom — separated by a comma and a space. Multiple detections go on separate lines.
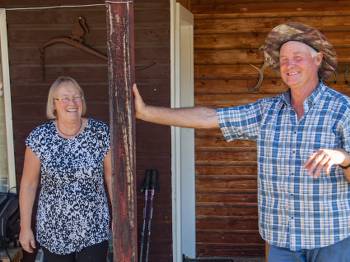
339, 163, 350, 169
340, 154, 350, 169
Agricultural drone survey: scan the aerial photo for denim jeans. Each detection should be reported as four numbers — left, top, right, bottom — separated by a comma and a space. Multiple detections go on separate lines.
268, 236, 350, 262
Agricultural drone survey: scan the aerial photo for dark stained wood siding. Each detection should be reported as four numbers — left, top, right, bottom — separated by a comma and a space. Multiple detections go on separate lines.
135, 1, 172, 261
191, 0, 350, 258
3, 1, 172, 261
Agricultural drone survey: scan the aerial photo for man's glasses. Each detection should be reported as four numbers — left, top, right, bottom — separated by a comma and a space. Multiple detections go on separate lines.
54, 96, 83, 104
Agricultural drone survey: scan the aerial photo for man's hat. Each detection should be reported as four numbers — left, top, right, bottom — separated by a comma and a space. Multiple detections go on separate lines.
260, 22, 337, 79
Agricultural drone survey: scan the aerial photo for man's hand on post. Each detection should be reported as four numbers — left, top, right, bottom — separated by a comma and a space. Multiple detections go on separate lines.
132, 83, 146, 120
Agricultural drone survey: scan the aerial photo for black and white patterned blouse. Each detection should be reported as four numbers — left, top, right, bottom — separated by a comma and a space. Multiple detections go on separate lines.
25, 118, 111, 255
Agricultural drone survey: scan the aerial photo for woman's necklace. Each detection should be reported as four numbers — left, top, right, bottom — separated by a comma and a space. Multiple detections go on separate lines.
56, 119, 83, 138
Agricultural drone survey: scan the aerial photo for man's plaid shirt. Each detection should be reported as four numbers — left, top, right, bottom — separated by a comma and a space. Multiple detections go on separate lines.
217, 82, 350, 251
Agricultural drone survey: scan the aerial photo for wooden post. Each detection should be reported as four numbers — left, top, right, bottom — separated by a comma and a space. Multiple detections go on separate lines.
105, 1, 137, 262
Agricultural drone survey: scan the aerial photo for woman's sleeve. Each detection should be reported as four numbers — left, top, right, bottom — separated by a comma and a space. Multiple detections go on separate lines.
25, 126, 43, 160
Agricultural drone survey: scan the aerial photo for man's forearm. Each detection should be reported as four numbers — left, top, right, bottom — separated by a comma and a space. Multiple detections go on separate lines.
137, 105, 219, 129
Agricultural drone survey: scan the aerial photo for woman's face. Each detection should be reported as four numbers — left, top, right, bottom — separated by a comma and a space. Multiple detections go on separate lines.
53, 82, 83, 122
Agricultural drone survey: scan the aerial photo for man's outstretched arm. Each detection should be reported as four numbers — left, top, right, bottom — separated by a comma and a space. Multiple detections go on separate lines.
133, 84, 219, 129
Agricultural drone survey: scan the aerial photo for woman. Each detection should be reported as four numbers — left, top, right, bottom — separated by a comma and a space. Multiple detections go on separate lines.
19, 76, 112, 262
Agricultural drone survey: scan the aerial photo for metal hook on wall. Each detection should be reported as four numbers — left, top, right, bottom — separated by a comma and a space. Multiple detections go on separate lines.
39, 16, 156, 81
39, 16, 107, 80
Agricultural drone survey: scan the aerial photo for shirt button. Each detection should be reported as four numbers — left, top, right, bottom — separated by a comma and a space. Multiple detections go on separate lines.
294, 131, 297, 135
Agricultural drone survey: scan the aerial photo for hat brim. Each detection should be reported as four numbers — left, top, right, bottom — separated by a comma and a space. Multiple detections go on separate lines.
261, 22, 337, 79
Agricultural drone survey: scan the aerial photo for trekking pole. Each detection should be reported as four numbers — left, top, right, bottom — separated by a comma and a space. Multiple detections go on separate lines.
144, 169, 158, 261
139, 170, 151, 262
139, 169, 159, 262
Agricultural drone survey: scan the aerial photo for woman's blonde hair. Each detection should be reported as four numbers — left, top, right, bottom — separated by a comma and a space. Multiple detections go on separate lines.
46, 76, 86, 119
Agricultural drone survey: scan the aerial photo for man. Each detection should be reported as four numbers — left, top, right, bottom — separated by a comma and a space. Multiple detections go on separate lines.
134, 22, 350, 261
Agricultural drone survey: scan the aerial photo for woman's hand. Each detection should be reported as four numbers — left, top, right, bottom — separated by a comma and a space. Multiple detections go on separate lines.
19, 228, 36, 253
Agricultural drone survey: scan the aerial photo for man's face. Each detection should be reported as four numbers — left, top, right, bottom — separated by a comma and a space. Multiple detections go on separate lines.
279, 41, 322, 91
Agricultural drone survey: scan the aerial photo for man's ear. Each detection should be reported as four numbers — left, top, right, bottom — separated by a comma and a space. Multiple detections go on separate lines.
314, 52, 323, 66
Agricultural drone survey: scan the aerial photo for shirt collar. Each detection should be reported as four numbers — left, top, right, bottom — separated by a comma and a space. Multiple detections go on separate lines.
280, 82, 326, 111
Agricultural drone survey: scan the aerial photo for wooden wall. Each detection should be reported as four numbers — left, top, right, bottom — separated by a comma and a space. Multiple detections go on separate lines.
3, 0, 172, 261
191, 0, 350, 258
176, 0, 191, 10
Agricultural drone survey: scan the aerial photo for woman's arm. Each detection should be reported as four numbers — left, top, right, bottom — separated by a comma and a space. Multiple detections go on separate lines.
19, 147, 40, 253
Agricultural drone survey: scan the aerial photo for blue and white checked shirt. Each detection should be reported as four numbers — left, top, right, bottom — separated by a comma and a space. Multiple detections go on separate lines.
217, 82, 350, 251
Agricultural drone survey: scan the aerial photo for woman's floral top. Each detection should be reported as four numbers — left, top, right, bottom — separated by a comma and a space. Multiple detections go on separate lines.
25, 118, 110, 254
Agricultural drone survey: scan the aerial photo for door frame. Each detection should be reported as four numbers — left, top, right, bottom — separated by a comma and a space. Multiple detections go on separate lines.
170, 1, 195, 261
0, 9, 16, 192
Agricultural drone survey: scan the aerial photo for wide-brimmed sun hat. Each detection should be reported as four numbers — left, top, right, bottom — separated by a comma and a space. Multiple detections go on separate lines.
260, 22, 337, 79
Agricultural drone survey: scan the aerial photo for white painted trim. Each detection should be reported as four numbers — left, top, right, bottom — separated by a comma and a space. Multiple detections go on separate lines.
178, 3, 195, 259
0, 9, 16, 192
170, 2, 180, 261
171, 1, 195, 261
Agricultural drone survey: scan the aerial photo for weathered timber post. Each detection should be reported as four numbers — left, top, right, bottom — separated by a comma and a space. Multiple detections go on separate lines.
105, 1, 137, 261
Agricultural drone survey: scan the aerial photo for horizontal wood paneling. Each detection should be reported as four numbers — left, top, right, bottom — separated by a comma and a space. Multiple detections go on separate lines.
193, 0, 350, 258
197, 231, 262, 243
196, 243, 265, 257
191, 0, 350, 17
195, 79, 350, 95
195, 31, 350, 49
196, 150, 257, 166
196, 136, 256, 148
196, 179, 257, 194
195, 47, 350, 65
197, 206, 258, 217
197, 216, 258, 229
196, 165, 257, 177
195, 17, 350, 34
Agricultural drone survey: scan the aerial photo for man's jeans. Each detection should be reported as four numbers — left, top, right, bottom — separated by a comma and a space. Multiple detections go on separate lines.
268, 236, 350, 262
